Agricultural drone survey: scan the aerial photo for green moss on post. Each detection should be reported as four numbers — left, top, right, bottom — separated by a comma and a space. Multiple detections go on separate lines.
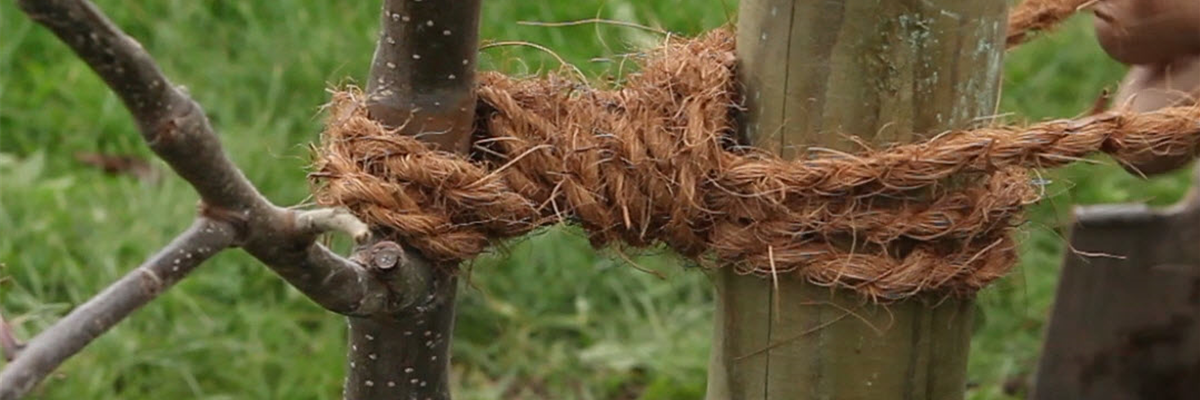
706, 0, 1007, 399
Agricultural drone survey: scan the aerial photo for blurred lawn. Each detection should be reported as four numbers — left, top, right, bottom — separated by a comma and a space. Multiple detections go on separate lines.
0, 1, 1193, 399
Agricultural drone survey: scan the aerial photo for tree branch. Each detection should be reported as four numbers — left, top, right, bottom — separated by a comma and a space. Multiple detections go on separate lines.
240, 225, 391, 316
296, 208, 370, 241
5, 1, 444, 397
0, 218, 235, 400
13, 0, 393, 317
16, 0, 261, 213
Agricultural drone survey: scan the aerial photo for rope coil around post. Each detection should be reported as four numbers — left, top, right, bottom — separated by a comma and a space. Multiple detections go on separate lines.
312, 3, 1200, 301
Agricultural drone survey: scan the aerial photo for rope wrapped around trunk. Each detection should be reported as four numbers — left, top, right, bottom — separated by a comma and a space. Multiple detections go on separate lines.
312, 22, 1200, 300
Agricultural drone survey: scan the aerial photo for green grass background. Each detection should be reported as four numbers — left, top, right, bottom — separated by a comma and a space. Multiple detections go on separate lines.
0, 0, 1193, 399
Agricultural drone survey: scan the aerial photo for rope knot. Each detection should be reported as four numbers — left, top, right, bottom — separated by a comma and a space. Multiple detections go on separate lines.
312, 28, 1200, 300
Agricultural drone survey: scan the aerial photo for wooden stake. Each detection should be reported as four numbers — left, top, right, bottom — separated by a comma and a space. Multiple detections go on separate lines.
707, 1, 1007, 398
1034, 168, 1200, 400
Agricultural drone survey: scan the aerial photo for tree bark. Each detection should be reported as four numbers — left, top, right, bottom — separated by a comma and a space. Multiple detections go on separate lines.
343, 1, 482, 399
365, 0, 481, 154
707, 0, 1007, 399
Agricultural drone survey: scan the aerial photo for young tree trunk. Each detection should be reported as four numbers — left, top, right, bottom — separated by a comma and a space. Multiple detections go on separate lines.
342, 1, 482, 399
706, 1, 1007, 398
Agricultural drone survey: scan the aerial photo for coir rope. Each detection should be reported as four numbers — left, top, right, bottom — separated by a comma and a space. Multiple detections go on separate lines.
311, 0, 1200, 300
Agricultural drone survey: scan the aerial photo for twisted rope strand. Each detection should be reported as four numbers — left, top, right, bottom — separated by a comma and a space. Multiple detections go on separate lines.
313, 7, 1196, 298
1007, 0, 1095, 48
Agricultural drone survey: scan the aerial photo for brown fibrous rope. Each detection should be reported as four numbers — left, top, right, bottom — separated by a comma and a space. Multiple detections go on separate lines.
1007, 0, 1096, 48
312, 5, 1200, 300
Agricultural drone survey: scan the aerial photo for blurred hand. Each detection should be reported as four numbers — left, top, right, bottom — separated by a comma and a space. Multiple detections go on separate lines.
1115, 57, 1200, 112
1093, 0, 1200, 65
1093, 0, 1200, 175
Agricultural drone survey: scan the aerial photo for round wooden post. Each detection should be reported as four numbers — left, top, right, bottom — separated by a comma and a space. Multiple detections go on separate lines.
706, 1, 1007, 399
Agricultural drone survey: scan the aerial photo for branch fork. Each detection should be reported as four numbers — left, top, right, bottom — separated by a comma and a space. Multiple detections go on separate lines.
0, 1, 441, 399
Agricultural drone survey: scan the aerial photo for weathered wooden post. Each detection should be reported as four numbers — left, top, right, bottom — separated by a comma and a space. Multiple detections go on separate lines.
344, 1, 481, 399
707, 1, 1007, 398
1033, 171, 1200, 399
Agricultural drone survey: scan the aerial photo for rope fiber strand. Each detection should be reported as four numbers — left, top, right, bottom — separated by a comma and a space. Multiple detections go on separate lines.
1007, 0, 1096, 48
313, 6, 1200, 300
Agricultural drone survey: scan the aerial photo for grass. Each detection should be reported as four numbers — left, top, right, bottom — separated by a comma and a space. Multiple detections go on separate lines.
0, 0, 1191, 399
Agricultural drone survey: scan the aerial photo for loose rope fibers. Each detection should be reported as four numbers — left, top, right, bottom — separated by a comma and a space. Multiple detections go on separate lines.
313, 3, 1200, 300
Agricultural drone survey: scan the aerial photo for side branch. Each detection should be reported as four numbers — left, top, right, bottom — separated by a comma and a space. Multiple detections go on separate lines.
0, 218, 235, 400
15, 0, 399, 316
238, 222, 392, 316
16, 0, 262, 212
